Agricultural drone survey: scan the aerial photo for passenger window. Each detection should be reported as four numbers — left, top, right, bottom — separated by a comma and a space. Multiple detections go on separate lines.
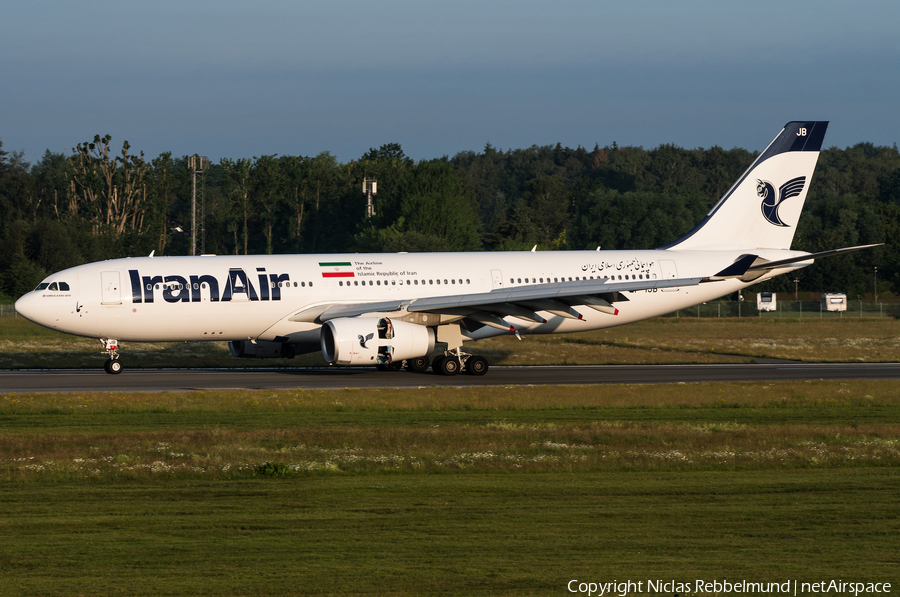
466, 279, 470, 284
429, 280, 433, 285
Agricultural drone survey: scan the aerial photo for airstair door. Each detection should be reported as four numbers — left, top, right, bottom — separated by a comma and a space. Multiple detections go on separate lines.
659, 260, 679, 292
101, 271, 121, 304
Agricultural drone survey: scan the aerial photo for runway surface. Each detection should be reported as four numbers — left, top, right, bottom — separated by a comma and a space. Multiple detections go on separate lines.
2, 363, 900, 393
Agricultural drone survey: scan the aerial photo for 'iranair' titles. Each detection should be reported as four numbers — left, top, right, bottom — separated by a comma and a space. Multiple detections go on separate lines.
128, 268, 290, 304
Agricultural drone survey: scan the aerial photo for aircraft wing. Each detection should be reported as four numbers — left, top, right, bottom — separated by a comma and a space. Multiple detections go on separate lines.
290, 276, 706, 330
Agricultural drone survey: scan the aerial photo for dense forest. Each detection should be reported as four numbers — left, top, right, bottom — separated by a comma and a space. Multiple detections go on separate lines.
1, 134, 898, 302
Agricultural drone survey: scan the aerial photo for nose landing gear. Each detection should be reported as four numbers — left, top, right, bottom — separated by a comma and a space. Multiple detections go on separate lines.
100, 338, 123, 374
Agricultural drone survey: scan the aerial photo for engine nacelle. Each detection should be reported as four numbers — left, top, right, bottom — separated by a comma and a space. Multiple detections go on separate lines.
229, 340, 296, 359
320, 317, 434, 366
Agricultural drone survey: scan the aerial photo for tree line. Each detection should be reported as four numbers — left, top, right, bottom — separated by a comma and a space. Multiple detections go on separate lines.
1, 134, 898, 301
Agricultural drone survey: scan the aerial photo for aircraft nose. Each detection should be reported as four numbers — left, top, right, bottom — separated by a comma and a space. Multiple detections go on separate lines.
14, 292, 39, 323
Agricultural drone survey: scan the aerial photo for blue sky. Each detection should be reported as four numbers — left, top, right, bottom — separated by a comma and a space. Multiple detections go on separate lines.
2, 0, 899, 164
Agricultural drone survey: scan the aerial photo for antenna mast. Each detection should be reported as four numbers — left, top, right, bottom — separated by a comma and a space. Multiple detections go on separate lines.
188, 155, 209, 255
363, 177, 377, 218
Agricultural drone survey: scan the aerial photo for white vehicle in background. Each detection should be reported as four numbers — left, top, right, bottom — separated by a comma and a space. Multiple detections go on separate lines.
757, 292, 777, 312
822, 293, 848, 312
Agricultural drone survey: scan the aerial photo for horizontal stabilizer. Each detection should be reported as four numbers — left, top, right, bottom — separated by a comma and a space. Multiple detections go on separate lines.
744, 244, 882, 272
711, 254, 760, 279
708, 244, 881, 282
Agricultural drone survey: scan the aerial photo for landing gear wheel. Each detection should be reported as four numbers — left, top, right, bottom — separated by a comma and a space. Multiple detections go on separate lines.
437, 356, 460, 376
431, 356, 445, 374
105, 359, 123, 375
406, 356, 430, 373
465, 355, 489, 376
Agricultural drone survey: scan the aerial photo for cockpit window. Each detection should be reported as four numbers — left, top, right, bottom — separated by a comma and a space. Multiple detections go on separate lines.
35, 281, 70, 292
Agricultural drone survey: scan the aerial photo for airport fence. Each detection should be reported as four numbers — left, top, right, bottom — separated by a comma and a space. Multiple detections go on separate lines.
664, 300, 900, 319
0, 304, 18, 318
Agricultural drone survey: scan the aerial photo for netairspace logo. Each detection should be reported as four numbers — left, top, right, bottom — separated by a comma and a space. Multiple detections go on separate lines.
566, 580, 893, 596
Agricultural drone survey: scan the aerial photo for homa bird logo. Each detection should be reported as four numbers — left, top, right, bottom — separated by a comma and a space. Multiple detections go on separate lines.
758, 176, 806, 227
358, 333, 374, 348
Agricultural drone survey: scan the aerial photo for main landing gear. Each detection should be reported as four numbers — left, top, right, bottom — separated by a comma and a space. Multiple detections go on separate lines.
101, 338, 123, 375
431, 351, 488, 377
382, 353, 489, 376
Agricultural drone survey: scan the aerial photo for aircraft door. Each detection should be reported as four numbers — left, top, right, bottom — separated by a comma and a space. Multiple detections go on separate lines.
491, 269, 503, 289
101, 271, 122, 304
658, 260, 679, 292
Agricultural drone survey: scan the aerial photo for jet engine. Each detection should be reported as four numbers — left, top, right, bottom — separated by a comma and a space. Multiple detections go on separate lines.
228, 340, 296, 359
320, 317, 434, 366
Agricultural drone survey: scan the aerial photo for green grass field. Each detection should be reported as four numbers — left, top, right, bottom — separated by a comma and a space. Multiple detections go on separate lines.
2, 383, 898, 595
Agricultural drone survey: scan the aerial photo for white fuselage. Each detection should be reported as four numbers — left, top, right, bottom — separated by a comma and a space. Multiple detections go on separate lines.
14, 249, 807, 344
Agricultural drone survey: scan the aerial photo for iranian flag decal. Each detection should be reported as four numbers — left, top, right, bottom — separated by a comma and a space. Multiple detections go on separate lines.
319, 262, 355, 278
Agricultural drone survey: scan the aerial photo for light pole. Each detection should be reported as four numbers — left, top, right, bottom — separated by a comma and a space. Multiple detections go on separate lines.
874, 266, 877, 302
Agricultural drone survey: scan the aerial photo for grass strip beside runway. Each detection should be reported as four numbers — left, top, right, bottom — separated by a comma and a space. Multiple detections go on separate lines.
2, 470, 897, 596
1, 381, 898, 595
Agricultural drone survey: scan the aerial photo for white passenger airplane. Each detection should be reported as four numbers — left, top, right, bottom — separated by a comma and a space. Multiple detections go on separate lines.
15, 121, 877, 375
